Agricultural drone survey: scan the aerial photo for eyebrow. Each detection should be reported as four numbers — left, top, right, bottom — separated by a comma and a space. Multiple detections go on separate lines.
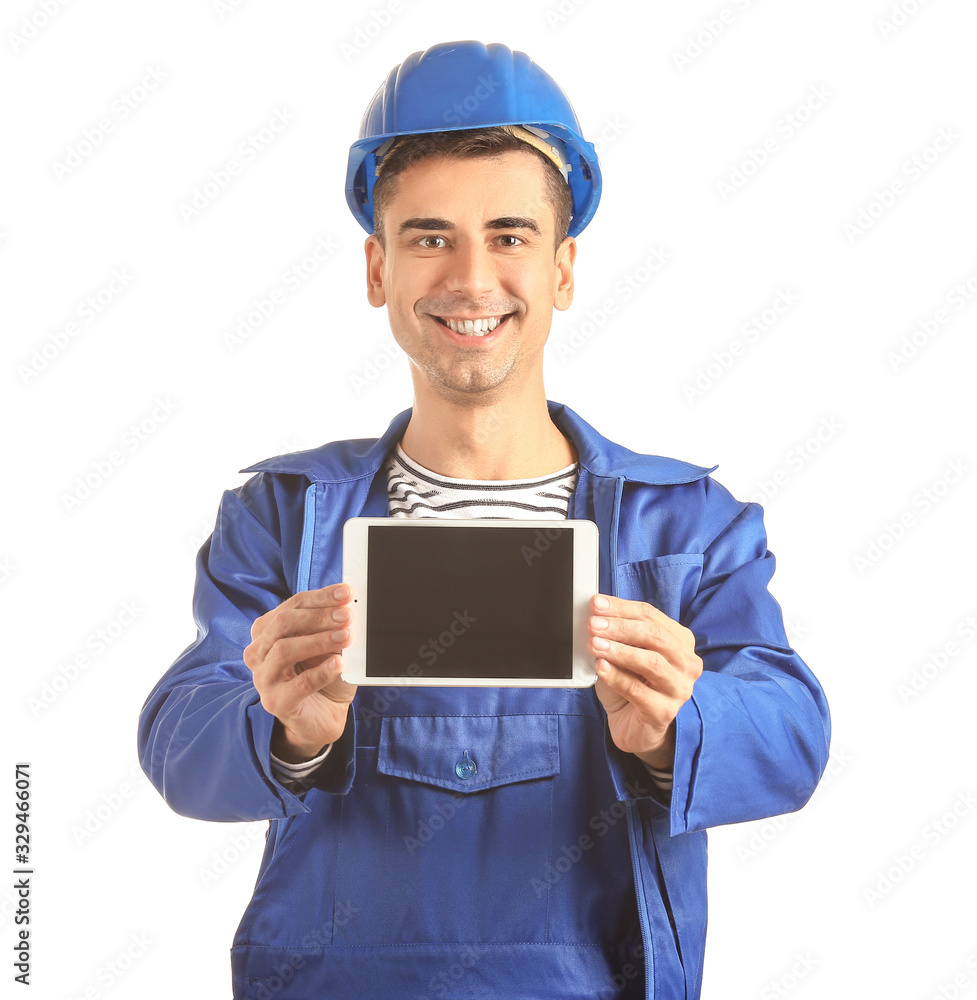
487, 216, 541, 234
398, 217, 453, 234
396, 216, 542, 236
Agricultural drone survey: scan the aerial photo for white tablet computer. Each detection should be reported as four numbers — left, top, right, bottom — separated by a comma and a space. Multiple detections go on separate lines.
341, 517, 599, 687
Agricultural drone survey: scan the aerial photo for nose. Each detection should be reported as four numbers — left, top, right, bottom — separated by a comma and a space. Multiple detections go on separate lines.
443, 239, 497, 298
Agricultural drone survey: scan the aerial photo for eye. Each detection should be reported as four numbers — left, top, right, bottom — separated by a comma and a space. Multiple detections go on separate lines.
497, 234, 524, 247
417, 235, 447, 249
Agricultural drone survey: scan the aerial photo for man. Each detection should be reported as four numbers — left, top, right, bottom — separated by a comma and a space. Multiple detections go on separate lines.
139, 41, 830, 999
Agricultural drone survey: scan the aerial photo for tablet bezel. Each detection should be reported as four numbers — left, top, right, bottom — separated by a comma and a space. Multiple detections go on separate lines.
340, 517, 598, 687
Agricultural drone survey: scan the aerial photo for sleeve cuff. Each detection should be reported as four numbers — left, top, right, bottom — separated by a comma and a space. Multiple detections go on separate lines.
270, 743, 334, 790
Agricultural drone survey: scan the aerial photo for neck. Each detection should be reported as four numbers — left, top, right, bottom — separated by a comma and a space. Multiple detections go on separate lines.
401, 385, 576, 480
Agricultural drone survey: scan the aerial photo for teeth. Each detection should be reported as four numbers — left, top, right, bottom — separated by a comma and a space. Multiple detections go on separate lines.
443, 316, 503, 336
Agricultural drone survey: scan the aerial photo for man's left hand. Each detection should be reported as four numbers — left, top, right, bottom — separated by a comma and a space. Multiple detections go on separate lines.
589, 594, 703, 771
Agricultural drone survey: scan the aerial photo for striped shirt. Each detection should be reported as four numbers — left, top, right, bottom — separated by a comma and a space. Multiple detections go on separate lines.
385, 444, 578, 519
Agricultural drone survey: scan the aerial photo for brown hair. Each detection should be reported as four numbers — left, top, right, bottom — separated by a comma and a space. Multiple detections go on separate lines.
371, 127, 573, 252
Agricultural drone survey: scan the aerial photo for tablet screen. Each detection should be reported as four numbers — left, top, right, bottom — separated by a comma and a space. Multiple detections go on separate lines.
365, 523, 574, 680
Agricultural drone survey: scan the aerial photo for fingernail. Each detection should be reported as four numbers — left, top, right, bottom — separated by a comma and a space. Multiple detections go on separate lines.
593, 637, 609, 651
592, 617, 609, 630
334, 585, 349, 601
330, 628, 349, 643
594, 595, 609, 611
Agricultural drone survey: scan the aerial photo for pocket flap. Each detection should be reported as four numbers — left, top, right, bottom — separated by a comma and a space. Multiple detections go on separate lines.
618, 553, 704, 623
377, 715, 560, 794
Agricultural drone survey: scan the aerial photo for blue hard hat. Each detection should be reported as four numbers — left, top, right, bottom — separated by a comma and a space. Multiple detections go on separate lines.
346, 41, 602, 237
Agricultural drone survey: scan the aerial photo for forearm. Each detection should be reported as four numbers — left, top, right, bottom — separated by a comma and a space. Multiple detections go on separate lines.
271, 718, 332, 763
632, 721, 676, 771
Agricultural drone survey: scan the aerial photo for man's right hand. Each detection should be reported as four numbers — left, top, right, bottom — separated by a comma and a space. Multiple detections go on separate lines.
243, 583, 357, 763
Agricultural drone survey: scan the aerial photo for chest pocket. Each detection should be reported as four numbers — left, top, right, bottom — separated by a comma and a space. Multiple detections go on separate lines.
377, 714, 560, 793
618, 554, 704, 623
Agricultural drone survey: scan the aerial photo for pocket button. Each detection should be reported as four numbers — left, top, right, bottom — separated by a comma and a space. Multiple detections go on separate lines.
454, 753, 477, 780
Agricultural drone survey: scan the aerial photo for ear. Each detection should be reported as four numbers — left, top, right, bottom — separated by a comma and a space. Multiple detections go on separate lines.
365, 234, 386, 307
553, 236, 576, 312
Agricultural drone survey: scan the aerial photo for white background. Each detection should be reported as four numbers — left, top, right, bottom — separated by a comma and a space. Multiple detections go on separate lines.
3, 0, 976, 997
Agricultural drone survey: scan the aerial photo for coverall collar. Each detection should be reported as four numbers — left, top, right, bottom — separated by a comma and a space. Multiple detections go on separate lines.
241, 401, 716, 486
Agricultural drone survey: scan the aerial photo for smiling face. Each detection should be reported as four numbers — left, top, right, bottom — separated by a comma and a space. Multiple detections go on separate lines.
365, 150, 576, 406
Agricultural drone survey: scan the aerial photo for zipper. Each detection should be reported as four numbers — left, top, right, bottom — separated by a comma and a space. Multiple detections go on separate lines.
627, 801, 656, 999
296, 482, 317, 592
582, 471, 654, 996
